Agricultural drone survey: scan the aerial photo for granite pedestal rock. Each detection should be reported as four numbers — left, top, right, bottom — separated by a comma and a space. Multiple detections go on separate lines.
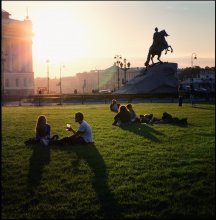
114, 62, 178, 94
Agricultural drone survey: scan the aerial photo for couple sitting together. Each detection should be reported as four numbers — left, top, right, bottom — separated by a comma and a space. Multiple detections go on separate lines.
24, 112, 93, 147
112, 103, 139, 126
110, 99, 139, 126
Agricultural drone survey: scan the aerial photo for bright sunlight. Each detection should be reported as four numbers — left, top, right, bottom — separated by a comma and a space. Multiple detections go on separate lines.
32, 8, 89, 63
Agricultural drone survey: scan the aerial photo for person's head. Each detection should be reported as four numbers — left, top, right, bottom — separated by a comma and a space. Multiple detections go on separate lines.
75, 112, 84, 123
112, 99, 117, 104
37, 115, 46, 125
155, 27, 158, 32
36, 115, 47, 129
126, 103, 132, 110
119, 105, 128, 113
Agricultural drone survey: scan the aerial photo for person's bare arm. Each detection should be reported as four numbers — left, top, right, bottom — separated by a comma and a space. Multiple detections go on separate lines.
67, 127, 84, 136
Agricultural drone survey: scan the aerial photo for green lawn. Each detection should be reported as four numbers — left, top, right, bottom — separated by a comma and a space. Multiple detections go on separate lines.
2, 103, 215, 219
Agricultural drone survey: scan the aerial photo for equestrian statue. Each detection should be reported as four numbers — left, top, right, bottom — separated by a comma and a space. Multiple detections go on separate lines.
144, 27, 173, 67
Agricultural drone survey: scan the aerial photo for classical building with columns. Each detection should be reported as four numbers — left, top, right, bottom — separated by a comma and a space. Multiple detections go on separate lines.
2, 10, 34, 97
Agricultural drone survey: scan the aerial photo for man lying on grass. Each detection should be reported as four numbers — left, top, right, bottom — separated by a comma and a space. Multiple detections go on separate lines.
50, 112, 93, 146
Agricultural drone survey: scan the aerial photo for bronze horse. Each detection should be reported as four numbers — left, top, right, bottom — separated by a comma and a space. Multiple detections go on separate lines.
145, 30, 173, 67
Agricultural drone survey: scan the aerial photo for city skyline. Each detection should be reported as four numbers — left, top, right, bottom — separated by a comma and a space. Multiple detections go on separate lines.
2, 1, 215, 78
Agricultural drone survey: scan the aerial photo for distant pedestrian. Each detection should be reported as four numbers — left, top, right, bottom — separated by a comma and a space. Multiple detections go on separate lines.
190, 83, 195, 107
178, 84, 184, 107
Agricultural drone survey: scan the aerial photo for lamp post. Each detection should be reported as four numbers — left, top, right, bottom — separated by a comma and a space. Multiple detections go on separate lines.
191, 53, 197, 85
46, 59, 49, 94
120, 58, 131, 85
59, 64, 65, 105
114, 55, 122, 89
97, 69, 100, 91
95, 67, 100, 92
191, 52, 197, 68
83, 79, 86, 94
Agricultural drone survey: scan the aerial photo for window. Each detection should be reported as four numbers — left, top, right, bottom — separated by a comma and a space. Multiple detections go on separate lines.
16, 78, 19, 87
24, 78, 27, 87
5, 79, 9, 87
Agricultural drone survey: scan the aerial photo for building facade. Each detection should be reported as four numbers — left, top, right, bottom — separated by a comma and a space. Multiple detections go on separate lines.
34, 65, 143, 95
2, 10, 34, 97
178, 67, 215, 92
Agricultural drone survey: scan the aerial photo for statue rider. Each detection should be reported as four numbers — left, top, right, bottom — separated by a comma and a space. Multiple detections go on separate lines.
153, 27, 169, 51
144, 27, 173, 67
153, 27, 158, 40
153, 27, 160, 46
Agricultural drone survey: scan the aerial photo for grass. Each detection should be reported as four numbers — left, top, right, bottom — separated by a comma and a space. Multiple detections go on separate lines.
2, 103, 215, 219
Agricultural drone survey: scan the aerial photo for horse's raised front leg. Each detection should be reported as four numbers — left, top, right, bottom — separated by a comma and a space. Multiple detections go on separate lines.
165, 46, 173, 54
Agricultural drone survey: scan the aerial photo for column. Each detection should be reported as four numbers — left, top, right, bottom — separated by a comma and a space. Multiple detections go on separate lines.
9, 41, 13, 72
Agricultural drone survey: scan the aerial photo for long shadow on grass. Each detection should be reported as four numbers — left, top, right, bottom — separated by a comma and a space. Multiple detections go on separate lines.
193, 106, 215, 110
61, 144, 123, 218
27, 145, 50, 194
119, 123, 164, 142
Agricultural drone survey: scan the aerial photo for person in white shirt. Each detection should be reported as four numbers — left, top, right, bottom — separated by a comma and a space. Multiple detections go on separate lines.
51, 112, 93, 145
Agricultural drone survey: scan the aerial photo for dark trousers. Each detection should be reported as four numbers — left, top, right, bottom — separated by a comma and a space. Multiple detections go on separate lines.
178, 96, 183, 106
51, 135, 86, 146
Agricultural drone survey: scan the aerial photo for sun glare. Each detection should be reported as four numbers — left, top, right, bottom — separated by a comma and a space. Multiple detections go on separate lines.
32, 9, 89, 63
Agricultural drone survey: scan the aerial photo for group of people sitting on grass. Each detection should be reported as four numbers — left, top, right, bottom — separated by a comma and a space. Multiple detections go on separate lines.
24, 99, 187, 147
110, 99, 187, 126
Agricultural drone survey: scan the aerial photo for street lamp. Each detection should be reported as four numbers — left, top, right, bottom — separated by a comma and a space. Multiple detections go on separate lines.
83, 79, 86, 94
191, 53, 197, 85
59, 64, 65, 104
46, 59, 50, 94
96, 69, 100, 92
191, 52, 197, 67
95, 67, 100, 91
114, 55, 122, 89
97, 69, 100, 91
120, 58, 131, 85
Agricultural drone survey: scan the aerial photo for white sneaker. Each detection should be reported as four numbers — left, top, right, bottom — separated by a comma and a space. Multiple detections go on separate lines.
40, 138, 49, 146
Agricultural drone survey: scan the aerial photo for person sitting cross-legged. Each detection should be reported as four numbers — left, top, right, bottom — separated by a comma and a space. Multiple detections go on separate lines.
24, 115, 59, 146
50, 112, 93, 146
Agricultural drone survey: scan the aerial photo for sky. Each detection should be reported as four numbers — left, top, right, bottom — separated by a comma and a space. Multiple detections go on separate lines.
2, 1, 215, 78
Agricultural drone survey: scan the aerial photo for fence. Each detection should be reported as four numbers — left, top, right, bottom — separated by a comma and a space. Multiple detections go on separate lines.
2, 92, 215, 106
